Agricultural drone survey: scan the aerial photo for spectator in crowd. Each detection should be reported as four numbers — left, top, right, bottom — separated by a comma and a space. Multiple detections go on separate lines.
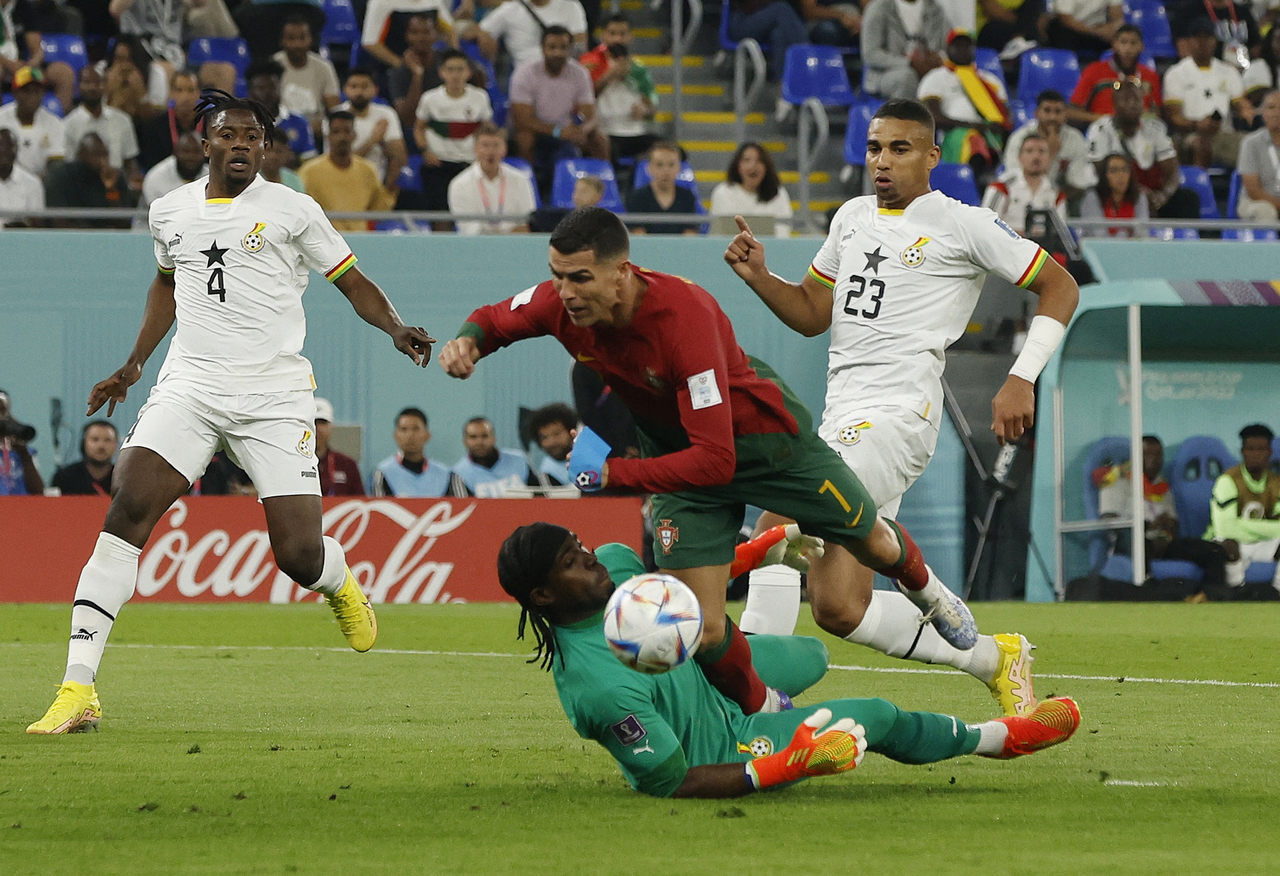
447, 122, 537, 234
247, 59, 319, 163
1078, 151, 1150, 236
1236, 88, 1280, 220
337, 67, 408, 188
273, 16, 342, 140
193, 451, 257, 496
0, 128, 44, 227
1163, 18, 1254, 168
113, 0, 239, 104
0, 387, 43, 495
976, 0, 1042, 55
1206, 424, 1280, 595
1068, 24, 1162, 127
362, 0, 458, 70
1170, 0, 1259, 67
63, 66, 143, 193
139, 130, 207, 209
390, 13, 445, 131
918, 29, 1010, 178
1093, 434, 1230, 600
452, 416, 537, 497
103, 37, 152, 120
0, 0, 76, 110
726, 0, 808, 85
1243, 24, 1280, 101
233, 0, 326, 63
572, 174, 604, 206
45, 132, 135, 228
626, 140, 700, 235
137, 69, 200, 170
579, 14, 659, 175
51, 421, 118, 497
0, 65, 64, 178
710, 141, 792, 237
300, 109, 397, 231
981, 133, 1066, 234
313, 397, 365, 497
527, 402, 578, 484
415, 48, 493, 226
1005, 89, 1097, 201
371, 406, 466, 497
797, 0, 863, 49
860, 0, 948, 101
1044, 0, 1123, 56
185, 0, 241, 41
470, 0, 588, 67
510, 26, 607, 200
1086, 79, 1200, 218
260, 125, 305, 191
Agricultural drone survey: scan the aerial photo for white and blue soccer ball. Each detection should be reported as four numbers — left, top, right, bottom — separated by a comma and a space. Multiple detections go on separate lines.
603, 572, 703, 674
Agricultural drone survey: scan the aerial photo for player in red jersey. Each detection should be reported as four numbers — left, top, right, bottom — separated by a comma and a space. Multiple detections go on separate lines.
439, 207, 977, 715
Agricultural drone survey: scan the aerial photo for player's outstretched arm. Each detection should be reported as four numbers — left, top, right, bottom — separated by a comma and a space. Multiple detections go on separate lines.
990, 256, 1078, 444
723, 215, 833, 337
438, 335, 481, 379
87, 270, 177, 416
334, 268, 434, 367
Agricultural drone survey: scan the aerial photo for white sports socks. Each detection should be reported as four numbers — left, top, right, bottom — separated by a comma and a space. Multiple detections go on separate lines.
844, 590, 999, 681
305, 536, 348, 596
971, 720, 1010, 755
64, 532, 141, 685
739, 565, 802, 635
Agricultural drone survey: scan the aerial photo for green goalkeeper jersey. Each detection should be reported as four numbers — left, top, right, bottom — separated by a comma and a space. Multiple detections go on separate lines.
549, 543, 826, 797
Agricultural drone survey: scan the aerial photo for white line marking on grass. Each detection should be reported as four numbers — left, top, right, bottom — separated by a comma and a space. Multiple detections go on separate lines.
826, 663, 1280, 689
1103, 780, 1171, 787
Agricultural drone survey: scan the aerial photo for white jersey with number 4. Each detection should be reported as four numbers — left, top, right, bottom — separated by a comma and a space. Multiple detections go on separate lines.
807, 189, 1048, 425
148, 175, 357, 394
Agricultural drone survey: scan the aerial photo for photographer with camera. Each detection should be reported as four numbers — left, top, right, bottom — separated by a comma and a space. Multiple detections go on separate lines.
580, 14, 659, 182
0, 388, 45, 496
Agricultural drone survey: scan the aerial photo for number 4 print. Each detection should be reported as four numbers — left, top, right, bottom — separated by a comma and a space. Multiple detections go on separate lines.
207, 268, 226, 303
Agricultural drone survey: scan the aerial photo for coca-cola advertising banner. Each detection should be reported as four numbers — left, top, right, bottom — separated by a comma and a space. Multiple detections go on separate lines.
1, 497, 645, 604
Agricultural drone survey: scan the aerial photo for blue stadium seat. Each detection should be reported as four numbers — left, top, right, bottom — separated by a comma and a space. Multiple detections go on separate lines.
1169, 435, 1234, 541
1123, 0, 1177, 59
187, 37, 251, 96
842, 95, 884, 167
1007, 98, 1031, 129
40, 34, 89, 76
1148, 226, 1200, 239
1226, 170, 1242, 220
974, 47, 1007, 90
1222, 227, 1279, 241
551, 158, 625, 210
42, 93, 63, 117
1017, 48, 1081, 106
321, 0, 360, 59
632, 158, 699, 193
503, 156, 541, 209
931, 162, 981, 205
398, 154, 423, 193
1179, 165, 1220, 220
780, 43, 854, 107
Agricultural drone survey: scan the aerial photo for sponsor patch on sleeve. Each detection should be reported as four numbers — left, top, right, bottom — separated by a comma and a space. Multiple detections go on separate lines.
687, 369, 723, 410
993, 216, 1019, 239
610, 714, 646, 746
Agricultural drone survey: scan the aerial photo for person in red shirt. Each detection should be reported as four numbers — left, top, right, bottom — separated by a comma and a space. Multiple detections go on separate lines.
439, 207, 978, 716
1068, 24, 1162, 126
314, 397, 365, 496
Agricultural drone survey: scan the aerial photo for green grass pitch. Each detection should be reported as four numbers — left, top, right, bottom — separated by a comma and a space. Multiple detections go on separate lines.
2, 601, 1279, 874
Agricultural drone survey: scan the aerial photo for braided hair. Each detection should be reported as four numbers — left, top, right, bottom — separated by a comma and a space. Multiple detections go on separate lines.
194, 88, 275, 146
496, 523, 572, 671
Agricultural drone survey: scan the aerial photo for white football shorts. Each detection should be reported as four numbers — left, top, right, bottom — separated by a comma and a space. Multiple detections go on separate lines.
817, 403, 939, 519
121, 381, 320, 498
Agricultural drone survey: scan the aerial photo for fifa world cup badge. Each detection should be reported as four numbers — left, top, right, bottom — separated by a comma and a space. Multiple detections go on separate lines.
900, 236, 931, 267
242, 222, 267, 252
656, 519, 679, 555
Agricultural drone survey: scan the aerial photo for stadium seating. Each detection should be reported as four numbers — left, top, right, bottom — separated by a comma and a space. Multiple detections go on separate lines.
187, 37, 251, 97
321, 0, 361, 63
718, 0, 771, 53
40, 34, 89, 76
1017, 49, 1081, 106
502, 156, 541, 209
632, 158, 699, 193
931, 162, 981, 205
1007, 98, 1031, 129
842, 95, 884, 167
551, 158, 625, 210
1123, 0, 1177, 60
974, 47, 1007, 90
1179, 165, 1220, 220
398, 154, 423, 193
1148, 226, 1200, 239
780, 44, 854, 108
1222, 227, 1279, 241
1226, 170, 1242, 220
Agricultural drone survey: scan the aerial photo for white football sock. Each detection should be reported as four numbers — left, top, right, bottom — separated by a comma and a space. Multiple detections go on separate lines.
64, 532, 141, 685
971, 720, 1010, 756
303, 536, 348, 596
739, 565, 801, 635
844, 590, 999, 681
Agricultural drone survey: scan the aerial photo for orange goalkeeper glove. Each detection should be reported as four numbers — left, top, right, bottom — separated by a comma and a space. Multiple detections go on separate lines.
745, 707, 866, 790
729, 524, 826, 579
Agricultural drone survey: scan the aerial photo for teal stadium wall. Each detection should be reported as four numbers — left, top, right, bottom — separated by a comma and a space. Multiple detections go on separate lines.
0, 232, 967, 592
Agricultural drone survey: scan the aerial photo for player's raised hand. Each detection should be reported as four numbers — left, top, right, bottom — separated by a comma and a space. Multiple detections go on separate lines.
392, 325, 435, 366
746, 707, 867, 789
439, 336, 481, 379
991, 375, 1035, 444
723, 215, 767, 280
86, 362, 143, 416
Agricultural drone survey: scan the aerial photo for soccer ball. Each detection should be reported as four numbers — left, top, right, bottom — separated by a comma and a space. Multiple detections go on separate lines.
602, 573, 703, 674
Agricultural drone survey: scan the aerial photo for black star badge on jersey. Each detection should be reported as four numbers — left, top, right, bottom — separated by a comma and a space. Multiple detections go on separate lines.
863, 245, 888, 275
200, 240, 229, 267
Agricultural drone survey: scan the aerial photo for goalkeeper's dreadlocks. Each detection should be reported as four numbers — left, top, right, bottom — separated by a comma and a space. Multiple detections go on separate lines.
497, 523, 573, 671
194, 88, 275, 145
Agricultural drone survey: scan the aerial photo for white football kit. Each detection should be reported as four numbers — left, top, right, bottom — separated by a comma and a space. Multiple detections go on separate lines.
806, 190, 1048, 516
123, 175, 358, 497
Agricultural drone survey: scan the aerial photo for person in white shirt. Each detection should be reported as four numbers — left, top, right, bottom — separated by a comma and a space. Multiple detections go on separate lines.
63, 66, 142, 189
981, 133, 1067, 234
1236, 89, 1280, 220
447, 122, 537, 233
26, 88, 436, 736
0, 65, 65, 178
335, 67, 407, 188
138, 131, 207, 209
1004, 89, 1097, 199
0, 128, 44, 228
1163, 17, 1255, 168
917, 30, 1010, 176
709, 142, 793, 236
415, 48, 493, 216
272, 17, 341, 138
362, 0, 459, 68
469, 0, 588, 67
1045, 0, 1124, 55
722, 97, 1080, 718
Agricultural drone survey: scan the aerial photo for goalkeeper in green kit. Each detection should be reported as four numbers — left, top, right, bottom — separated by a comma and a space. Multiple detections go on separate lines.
497, 522, 1080, 799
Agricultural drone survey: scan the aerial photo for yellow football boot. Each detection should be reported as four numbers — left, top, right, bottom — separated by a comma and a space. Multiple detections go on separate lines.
326, 569, 377, 652
988, 633, 1036, 716
26, 681, 102, 734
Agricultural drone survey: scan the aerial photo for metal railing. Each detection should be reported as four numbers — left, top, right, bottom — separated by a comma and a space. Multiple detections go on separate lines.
794, 97, 830, 234
731, 38, 766, 146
